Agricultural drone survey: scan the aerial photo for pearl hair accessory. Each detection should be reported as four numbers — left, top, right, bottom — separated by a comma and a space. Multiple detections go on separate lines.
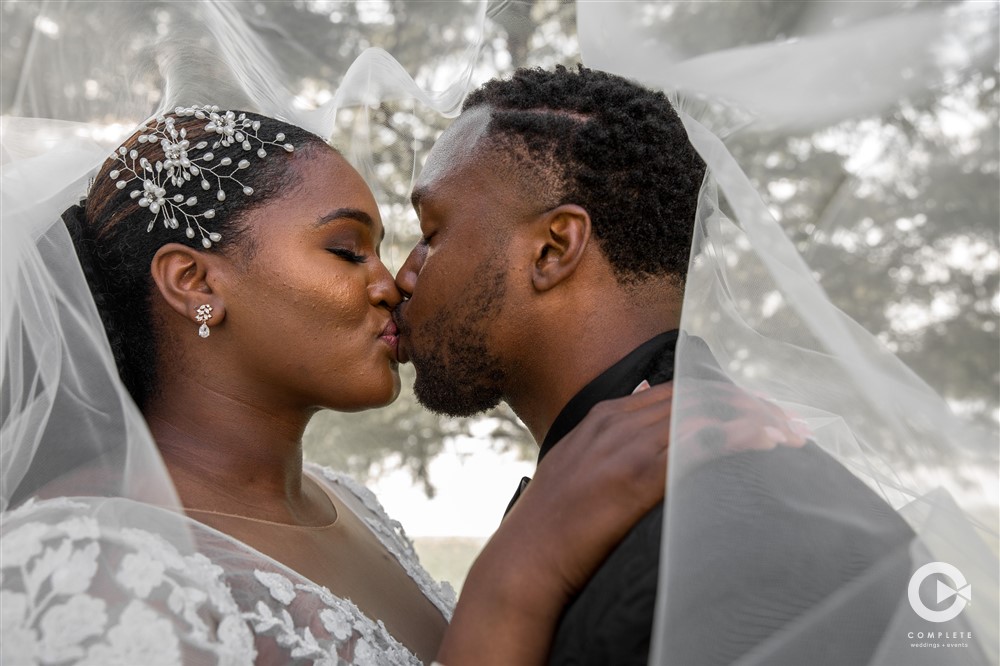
107, 105, 294, 249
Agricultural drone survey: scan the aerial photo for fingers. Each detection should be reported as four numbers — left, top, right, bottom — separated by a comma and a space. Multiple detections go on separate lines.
540, 383, 671, 492
718, 418, 805, 452
789, 418, 813, 442
582, 388, 671, 451
596, 380, 673, 412
673, 381, 810, 447
623, 379, 809, 452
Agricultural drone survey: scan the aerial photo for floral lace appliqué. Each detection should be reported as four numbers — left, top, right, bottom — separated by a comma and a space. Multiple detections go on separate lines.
1, 501, 255, 666
242, 570, 420, 666
3, 467, 456, 666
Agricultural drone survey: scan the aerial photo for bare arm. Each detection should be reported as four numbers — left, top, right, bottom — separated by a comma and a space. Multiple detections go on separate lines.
436, 382, 673, 666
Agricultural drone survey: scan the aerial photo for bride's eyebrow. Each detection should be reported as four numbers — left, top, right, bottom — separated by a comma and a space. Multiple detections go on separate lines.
315, 207, 373, 229
315, 207, 385, 242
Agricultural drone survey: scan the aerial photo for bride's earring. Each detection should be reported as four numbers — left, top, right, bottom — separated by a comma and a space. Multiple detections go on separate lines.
195, 304, 214, 338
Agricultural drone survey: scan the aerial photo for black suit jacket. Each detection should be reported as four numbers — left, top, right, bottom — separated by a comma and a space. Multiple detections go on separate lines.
513, 332, 914, 666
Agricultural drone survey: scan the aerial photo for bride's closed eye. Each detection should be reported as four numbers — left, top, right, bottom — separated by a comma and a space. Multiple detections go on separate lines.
327, 247, 367, 263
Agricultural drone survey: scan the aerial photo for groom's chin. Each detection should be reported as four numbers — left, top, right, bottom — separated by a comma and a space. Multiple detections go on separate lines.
412, 366, 503, 418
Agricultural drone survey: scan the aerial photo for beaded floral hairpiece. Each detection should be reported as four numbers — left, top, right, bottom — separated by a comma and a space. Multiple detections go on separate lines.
108, 105, 294, 248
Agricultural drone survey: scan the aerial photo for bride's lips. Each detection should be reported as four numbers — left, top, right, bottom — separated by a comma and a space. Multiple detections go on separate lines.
378, 319, 399, 360
391, 309, 411, 364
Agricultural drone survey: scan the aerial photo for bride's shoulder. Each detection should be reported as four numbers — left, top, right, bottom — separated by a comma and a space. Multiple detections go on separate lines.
304, 462, 417, 552
304, 462, 415, 558
304, 462, 458, 616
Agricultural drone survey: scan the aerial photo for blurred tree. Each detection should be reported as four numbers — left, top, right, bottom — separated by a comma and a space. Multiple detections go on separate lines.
725, 63, 999, 431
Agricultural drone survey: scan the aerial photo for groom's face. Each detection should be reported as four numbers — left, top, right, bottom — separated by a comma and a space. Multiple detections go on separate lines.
394, 109, 526, 416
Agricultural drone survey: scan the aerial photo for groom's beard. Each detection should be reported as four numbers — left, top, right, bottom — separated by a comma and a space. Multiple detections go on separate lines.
397, 261, 508, 417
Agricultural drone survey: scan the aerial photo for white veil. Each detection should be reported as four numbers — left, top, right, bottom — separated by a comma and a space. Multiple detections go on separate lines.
578, 2, 997, 664
2, 1, 996, 664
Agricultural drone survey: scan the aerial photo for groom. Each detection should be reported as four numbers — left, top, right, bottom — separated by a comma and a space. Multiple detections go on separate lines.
394, 66, 913, 665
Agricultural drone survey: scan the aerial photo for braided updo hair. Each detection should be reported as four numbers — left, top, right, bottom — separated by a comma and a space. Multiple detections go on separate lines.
62, 109, 328, 409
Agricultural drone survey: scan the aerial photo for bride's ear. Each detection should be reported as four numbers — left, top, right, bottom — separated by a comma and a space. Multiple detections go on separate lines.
530, 204, 592, 292
149, 243, 226, 328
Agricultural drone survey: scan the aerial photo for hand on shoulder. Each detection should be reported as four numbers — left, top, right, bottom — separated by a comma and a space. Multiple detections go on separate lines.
436, 382, 673, 666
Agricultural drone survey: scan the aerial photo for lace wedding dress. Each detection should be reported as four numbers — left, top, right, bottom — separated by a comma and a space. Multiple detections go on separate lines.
1, 464, 455, 666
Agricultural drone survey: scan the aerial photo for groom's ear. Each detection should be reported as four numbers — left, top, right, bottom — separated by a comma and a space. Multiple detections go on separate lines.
530, 204, 592, 293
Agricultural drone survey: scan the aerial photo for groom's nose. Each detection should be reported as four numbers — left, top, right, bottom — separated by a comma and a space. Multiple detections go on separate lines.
394, 242, 427, 299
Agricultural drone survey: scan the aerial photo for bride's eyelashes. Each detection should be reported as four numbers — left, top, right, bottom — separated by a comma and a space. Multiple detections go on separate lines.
326, 247, 367, 263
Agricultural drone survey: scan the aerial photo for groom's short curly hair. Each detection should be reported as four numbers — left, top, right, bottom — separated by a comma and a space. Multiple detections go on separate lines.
463, 65, 705, 286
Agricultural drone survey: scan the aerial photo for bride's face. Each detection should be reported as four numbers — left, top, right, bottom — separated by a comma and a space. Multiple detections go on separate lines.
218, 148, 402, 411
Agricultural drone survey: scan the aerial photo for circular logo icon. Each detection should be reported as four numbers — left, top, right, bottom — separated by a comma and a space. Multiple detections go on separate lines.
908, 562, 971, 623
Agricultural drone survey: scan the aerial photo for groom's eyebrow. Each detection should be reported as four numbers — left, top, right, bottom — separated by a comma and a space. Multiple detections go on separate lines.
316, 207, 384, 242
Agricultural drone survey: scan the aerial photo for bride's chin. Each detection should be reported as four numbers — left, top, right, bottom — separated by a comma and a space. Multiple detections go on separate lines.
378, 373, 402, 407
315, 366, 401, 412
363, 369, 403, 410
387, 369, 402, 404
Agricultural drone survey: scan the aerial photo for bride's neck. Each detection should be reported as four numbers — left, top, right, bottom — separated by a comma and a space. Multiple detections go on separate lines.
143, 376, 315, 515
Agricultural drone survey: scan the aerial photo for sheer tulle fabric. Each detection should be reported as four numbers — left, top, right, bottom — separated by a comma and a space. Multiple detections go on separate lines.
2, 1, 996, 665
578, 3, 997, 664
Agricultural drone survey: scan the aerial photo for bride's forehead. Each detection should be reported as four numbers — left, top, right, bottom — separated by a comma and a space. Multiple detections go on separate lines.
293, 151, 382, 219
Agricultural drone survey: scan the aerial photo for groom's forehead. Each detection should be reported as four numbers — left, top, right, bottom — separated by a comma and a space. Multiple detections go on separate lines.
416, 107, 494, 192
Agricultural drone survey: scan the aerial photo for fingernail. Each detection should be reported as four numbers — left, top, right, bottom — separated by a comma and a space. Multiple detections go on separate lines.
632, 379, 651, 394
789, 419, 812, 438
764, 426, 789, 444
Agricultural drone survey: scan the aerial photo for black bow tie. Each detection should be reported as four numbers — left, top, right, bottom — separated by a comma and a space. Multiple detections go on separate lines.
504, 476, 531, 516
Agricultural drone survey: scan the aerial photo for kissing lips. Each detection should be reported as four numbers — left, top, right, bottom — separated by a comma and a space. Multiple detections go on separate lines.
379, 319, 400, 361
391, 306, 411, 364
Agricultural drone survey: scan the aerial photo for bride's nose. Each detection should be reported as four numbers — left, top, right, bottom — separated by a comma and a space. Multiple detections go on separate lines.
370, 260, 403, 308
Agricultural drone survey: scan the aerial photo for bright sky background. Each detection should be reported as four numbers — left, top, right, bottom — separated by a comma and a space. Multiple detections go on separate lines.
368, 437, 535, 537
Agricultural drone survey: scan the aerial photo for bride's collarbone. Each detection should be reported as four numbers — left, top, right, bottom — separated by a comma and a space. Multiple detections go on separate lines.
176, 467, 448, 659
178, 469, 339, 527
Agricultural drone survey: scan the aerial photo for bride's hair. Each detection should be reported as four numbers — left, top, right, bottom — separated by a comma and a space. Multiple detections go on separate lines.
62, 111, 327, 409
